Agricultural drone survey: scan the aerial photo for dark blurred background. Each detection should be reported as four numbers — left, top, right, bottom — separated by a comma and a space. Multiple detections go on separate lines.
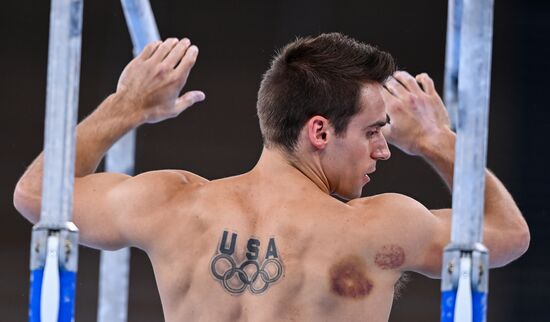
1, 0, 548, 321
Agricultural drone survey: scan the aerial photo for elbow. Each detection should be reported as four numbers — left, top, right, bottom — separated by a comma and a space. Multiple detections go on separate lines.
501, 222, 530, 267
514, 218, 531, 258
509, 207, 531, 259
13, 181, 41, 224
490, 218, 530, 268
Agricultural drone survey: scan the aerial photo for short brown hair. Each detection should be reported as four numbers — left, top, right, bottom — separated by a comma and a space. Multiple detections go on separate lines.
257, 33, 395, 152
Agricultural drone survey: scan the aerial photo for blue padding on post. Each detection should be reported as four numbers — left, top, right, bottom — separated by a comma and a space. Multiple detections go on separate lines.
28, 269, 77, 322
59, 269, 77, 322
441, 290, 456, 322
441, 290, 487, 322
29, 269, 44, 322
472, 291, 487, 322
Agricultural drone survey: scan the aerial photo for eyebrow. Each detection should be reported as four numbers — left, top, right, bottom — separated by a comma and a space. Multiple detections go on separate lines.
367, 114, 391, 128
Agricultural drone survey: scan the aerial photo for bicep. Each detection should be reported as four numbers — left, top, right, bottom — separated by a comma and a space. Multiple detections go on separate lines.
405, 208, 452, 278
72, 172, 132, 250
390, 192, 525, 277
383, 195, 451, 278
358, 194, 451, 278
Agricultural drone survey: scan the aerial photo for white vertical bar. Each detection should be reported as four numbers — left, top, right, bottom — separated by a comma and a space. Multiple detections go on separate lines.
39, 0, 84, 227
443, 0, 462, 131
98, 248, 131, 322
97, 1, 160, 321
451, 0, 494, 247
41, 236, 61, 322
120, 0, 161, 56
440, 2, 493, 321
31, 0, 83, 320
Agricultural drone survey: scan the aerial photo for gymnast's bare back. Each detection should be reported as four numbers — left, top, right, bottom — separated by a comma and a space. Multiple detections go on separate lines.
138, 169, 416, 322
14, 37, 529, 322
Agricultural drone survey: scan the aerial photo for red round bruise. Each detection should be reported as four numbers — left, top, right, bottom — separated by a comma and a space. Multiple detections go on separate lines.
329, 255, 373, 299
374, 244, 405, 270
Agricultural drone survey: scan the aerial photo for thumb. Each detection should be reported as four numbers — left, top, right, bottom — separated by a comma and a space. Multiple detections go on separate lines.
175, 90, 205, 112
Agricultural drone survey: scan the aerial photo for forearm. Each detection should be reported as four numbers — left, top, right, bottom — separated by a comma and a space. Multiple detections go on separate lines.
16, 93, 142, 197
418, 129, 456, 189
74, 93, 143, 175
14, 38, 203, 223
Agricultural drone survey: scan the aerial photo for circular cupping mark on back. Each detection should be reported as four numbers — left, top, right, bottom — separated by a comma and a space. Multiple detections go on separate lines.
329, 255, 373, 299
374, 244, 405, 270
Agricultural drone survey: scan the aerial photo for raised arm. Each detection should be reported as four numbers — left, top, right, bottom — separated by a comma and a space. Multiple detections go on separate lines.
381, 71, 530, 277
13, 38, 206, 250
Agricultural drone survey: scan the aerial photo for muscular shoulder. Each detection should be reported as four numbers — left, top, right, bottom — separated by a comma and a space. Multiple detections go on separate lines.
133, 169, 208, 184
108, 169, 208, 210
124, 169, 206, 191
348, 193, 429, 219
348, 193, 438, 244
102, 170, 208, 248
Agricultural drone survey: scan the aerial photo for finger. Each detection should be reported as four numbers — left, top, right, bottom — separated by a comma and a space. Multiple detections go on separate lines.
175, 90, 205, 113
393, 71, 423, 94
380, 87, 400, 114
174, 45, 199, 83
415, 73, 436, 95
138, 40, 162, 61
151, 38, 179, 62
385, 76, 408, 97
381, 85, 397, 100
382, 82, 397, 97
164, 38, 191, 68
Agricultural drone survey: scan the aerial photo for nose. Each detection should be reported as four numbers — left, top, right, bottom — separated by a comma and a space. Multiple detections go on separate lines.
372, 136, 391, 160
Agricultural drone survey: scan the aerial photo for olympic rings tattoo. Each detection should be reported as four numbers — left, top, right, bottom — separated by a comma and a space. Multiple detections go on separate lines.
210, 253, 283, 294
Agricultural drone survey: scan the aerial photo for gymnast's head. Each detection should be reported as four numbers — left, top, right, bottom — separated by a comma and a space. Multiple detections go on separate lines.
256, 33, 395, 199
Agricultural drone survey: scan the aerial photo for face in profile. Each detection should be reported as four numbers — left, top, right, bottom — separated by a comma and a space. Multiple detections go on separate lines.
322, 84, 391, 199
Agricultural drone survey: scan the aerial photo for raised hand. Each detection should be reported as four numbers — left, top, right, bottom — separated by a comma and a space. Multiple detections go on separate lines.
381, 71, 451, 156
116, 37, 205, 124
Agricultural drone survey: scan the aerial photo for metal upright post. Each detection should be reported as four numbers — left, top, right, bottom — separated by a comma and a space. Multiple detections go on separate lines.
120, 0, 161, 56
443, 0, 463, 131
29, 0, 84, 321
97, 1, 160, 322
440, 0, 494, 321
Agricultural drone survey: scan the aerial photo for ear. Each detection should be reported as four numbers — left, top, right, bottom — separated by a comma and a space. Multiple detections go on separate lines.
306, 116, 330, 149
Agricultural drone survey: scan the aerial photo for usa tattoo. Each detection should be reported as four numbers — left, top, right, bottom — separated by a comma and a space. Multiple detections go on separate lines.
210, 230, 284, 295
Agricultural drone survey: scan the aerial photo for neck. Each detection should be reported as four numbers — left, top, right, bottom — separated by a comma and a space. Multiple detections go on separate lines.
251, 146, 332, 195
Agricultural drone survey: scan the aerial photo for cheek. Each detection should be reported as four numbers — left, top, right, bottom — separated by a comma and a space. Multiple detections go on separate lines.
338, 145, 368, 167
351, 143, 370, 160
329, 137, 369, 171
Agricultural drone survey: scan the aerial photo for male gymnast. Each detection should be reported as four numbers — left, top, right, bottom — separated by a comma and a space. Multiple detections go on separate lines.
14, 33, 529, 321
